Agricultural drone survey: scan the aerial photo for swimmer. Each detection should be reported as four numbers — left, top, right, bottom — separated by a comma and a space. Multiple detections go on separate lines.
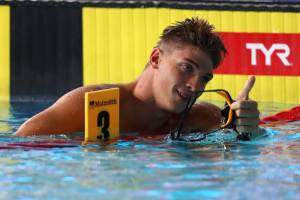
15, 17, 260, 138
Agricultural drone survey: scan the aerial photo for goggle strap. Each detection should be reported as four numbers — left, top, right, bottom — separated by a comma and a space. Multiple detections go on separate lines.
171, 93, 198, 139
171, 89, 239, 142
221, 102, 236, 129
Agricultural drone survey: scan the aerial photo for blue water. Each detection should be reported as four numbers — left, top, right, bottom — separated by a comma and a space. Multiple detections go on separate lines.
0, 102, 300, 199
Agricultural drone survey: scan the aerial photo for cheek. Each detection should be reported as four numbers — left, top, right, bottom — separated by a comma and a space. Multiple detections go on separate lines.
198, 83, 207, 91
157, 66, 175, 86
156, 75, 173, 96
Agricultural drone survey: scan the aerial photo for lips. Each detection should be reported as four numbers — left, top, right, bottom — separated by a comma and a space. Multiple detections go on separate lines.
176, 89, 191, 101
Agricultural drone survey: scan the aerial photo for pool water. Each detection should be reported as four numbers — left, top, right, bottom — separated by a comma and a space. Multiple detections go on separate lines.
0, 102, 299, 199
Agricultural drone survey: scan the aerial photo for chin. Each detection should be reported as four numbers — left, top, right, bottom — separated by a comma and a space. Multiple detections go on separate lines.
158, 95, 187, 114
158, 103, 181, 114
168, 104, 186, 114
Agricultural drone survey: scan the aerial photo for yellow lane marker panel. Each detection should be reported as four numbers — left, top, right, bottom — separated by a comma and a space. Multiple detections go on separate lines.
84, 88, 120, 143
0, 6, 10, 102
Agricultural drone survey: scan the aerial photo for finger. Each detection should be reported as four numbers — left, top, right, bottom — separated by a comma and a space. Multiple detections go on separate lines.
236, 125, 259, 133
236, 76, 256, 101
235, 118, 260, 126
230, 100, 258, 110
235, 109, 260, 118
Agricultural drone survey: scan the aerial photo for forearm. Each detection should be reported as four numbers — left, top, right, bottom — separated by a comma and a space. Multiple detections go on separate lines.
15, 111, 60, 136
15, 108, 84, 136
15, 117, 48, 136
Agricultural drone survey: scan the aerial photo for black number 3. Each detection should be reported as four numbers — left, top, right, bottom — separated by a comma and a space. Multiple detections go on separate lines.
97, 111, 110, 140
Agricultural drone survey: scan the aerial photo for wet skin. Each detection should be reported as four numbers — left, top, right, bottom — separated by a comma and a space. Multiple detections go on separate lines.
15, 44, 260, 137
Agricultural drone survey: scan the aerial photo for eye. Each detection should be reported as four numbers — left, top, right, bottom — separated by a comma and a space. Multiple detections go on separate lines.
180, 63, 194, 74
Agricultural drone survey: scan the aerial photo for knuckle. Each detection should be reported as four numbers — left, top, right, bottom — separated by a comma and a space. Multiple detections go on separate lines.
236, 125, 258, 133
238, 100, 257, 108
254, 119, 260, 125
255, 110, 260, 116
254, 101, 258, 108
250, 100, 258, 107
236, 126, 246, 132
235, 109, 242, 117
236, 101, 242, 108
235, 118, 259, 126
235, 118, 246, 126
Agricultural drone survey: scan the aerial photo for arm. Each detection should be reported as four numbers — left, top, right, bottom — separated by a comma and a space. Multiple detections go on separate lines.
230, 76, 261, 139
183, 76, 261, 139
15, 86, 100, 136
230, 99, 260, 135
182, 100, 260, 139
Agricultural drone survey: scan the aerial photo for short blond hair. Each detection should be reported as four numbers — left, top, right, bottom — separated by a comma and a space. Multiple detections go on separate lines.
157, 17, 227, 69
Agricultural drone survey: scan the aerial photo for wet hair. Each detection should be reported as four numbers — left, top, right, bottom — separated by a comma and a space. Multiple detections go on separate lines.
157, 17, 227, 69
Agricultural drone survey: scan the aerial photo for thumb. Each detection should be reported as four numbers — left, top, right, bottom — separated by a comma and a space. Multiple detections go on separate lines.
236, 76, 256, 101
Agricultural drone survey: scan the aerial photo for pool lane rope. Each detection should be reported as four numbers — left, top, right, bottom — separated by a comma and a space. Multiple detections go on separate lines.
260, 105, 300, 125
1, 105, 299, 149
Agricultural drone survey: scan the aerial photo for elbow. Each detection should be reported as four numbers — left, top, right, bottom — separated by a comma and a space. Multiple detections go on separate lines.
15, 126, 32, 137
14, 130, 28, 137
14, 120, 37, 137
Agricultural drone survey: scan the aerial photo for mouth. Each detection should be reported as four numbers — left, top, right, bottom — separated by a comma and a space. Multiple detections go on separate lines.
176, 89, 191, 101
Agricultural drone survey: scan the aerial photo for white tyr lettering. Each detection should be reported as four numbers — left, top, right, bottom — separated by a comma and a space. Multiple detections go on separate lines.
246, 43, 292, 66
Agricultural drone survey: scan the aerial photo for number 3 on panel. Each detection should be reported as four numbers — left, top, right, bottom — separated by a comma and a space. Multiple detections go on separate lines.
97, 111, 110, 140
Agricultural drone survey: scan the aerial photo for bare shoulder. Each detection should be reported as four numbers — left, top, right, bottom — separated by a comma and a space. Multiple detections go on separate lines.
191, 102, 221, 114
48, 83, 123, 119
15, 84, 122, 136
54, 84, 120, 106
180, 102, 222, 132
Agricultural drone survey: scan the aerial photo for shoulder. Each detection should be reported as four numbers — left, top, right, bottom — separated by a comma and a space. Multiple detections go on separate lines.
56, 84, 121, 102
71, 84, 121, 94
191, 102, 221, 115
173, 102, 222, 132
189, 102, 222, 124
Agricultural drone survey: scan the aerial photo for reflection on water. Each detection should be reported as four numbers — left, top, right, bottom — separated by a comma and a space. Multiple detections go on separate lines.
0, 102, 299, 199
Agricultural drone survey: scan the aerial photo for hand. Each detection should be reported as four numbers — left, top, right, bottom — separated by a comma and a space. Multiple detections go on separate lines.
230, 76, 260, 137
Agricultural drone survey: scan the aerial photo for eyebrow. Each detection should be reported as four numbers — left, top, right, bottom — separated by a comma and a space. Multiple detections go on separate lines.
184, 58, 200, 69
184, 58, 214, 79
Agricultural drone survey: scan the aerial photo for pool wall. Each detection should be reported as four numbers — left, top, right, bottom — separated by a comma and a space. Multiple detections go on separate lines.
0, 0, 300, 103
0, 5, 9, 102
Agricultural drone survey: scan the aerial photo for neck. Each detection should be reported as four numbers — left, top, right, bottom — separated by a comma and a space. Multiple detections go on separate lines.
132, 67, 172, 121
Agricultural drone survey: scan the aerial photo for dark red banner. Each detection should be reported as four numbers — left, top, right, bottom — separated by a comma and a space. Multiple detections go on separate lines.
215, 32, 300, 76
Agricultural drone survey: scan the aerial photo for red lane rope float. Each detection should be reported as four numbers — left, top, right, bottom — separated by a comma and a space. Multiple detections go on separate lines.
260, 105, 300, 125
0, 140, 80, 150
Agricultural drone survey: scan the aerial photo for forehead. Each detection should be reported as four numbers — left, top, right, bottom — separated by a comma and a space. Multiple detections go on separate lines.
161, 42, 213, 70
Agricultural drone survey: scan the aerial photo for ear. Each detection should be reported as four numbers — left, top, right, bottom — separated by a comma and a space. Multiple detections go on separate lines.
149, 48, 160, 69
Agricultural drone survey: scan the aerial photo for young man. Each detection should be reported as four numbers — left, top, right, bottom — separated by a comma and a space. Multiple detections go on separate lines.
16, 17, 260, 138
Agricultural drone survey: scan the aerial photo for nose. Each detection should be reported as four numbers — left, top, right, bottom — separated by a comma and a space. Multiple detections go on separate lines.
186, 75, 204, 92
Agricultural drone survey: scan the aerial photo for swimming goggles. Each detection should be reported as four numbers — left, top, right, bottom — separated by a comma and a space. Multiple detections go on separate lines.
170, 89, 250, 142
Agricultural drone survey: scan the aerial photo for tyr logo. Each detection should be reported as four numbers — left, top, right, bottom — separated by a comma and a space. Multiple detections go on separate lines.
246, 43, 292, 66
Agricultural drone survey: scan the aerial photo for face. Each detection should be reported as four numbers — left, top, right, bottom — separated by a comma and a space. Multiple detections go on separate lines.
151, 44, 214, 113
